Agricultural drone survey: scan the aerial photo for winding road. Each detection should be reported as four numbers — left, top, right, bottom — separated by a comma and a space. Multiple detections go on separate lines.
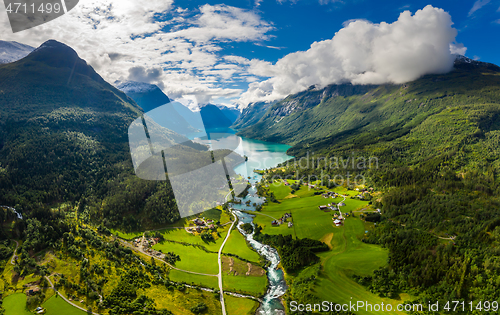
44, 275, 101, 315
216, 189, 237, 315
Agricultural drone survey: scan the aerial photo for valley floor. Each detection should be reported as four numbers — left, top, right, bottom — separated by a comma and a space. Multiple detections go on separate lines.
255, 179, 412, 314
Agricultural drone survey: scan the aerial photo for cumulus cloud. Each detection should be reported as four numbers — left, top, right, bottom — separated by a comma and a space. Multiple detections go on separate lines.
239, 5, 463, 105
0, 0, 269, 105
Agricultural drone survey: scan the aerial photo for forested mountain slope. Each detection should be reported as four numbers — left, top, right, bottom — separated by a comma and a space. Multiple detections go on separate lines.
0, 40, 181, 230
239, 57, 500, 307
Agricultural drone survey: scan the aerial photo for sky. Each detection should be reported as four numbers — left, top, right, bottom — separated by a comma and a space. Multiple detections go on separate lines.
1, 0, 499, 109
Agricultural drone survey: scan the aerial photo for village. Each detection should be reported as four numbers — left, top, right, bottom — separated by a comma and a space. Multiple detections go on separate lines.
271, 212, 293, 227
131, 216, 219, 258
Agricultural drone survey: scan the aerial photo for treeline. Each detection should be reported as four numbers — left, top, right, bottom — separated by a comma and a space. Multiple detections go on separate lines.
253, 226, 329, 273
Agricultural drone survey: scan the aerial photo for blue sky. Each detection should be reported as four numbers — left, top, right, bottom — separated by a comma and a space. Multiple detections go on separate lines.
1, 0, 499, 108
198, 0, 500, 64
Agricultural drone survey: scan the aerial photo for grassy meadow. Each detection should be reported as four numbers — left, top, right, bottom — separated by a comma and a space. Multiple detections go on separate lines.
257, 180, 411, 314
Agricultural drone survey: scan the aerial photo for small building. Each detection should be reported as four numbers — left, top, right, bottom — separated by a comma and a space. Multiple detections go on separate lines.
26, 287, 40, 296
338, 202, 346, 207
333, 219, 342, 226
288, 222, 293, 228
318, 205, 328, 210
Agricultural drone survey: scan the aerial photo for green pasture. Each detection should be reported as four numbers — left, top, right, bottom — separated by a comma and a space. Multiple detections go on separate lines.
225, 295, 260, 315
222, 229, 261, 263
313, 219, 407, 315
42, 295, 88, 315
2, 293, 31, 315
152, 242, 219, 274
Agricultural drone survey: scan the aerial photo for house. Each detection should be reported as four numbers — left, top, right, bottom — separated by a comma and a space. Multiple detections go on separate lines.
194, 219, 204, 226
318, 205, 328, 210
288, 222, 293, 228
338, 202, 346, 206
333, 219, 342, 226
26, 287, 40, 296
271, 220, 279, 226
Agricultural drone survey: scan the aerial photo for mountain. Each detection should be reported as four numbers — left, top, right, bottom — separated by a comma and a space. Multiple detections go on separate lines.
0, 40, 34, 64
115, 80, 170, 112
199, 104, 234, 129
218, 105, 240, 123
242, 56, 500, 308
238, 56, 500, 159
0, 40, 183, 229
232, 100, 277, 130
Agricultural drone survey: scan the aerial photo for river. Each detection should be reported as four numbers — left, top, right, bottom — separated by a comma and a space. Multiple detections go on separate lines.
228, 131, 293, 315
190, 128, 293, 314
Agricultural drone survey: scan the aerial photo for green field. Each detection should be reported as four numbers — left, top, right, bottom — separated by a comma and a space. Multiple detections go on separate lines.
157, 227, 229, 252
258, 182, 410, 314
168, 269, 219, 289
269, 181, 292, 199
42, 295, 88, 315
222, 273, 267, 296
2, 293, 31, 315
140, 286, 222, 315
109, 229, 143, 240
225, 295, 260, 315
222, 229, 261, 263
313, 218, 408, 315
256, 183, 370, 240
153, 241, 219, 274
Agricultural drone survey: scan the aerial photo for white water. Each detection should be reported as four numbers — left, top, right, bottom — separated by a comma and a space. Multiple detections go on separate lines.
231, 181, 287, 315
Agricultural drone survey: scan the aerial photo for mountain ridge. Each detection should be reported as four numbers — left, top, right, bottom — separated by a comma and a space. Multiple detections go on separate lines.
0, 39, 182, 229
0, 40, 34, 64
237, 56, 500, 150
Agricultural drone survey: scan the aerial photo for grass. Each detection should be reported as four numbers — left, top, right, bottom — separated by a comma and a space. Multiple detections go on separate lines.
222, 229, 261, 263
152, 242, 219, 274
222, 273, 267, 296
139, 285, 222, 315
168, 269, 219, 289
225, 295, 260, 315
42, 295, 88, 315
258, 182, 411, 314
313, 218, 407, 315
109, 229, 143, 240
255, 183, 370, 240
2, 293, 31, 315
268, 181, 292, 199
157, 227, 228, 252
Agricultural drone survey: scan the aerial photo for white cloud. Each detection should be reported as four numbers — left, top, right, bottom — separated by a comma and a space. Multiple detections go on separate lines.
0, 1, 271, 104
450, 43, 467, 55
468, 0, 491, 17
239, 5, 463, 105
